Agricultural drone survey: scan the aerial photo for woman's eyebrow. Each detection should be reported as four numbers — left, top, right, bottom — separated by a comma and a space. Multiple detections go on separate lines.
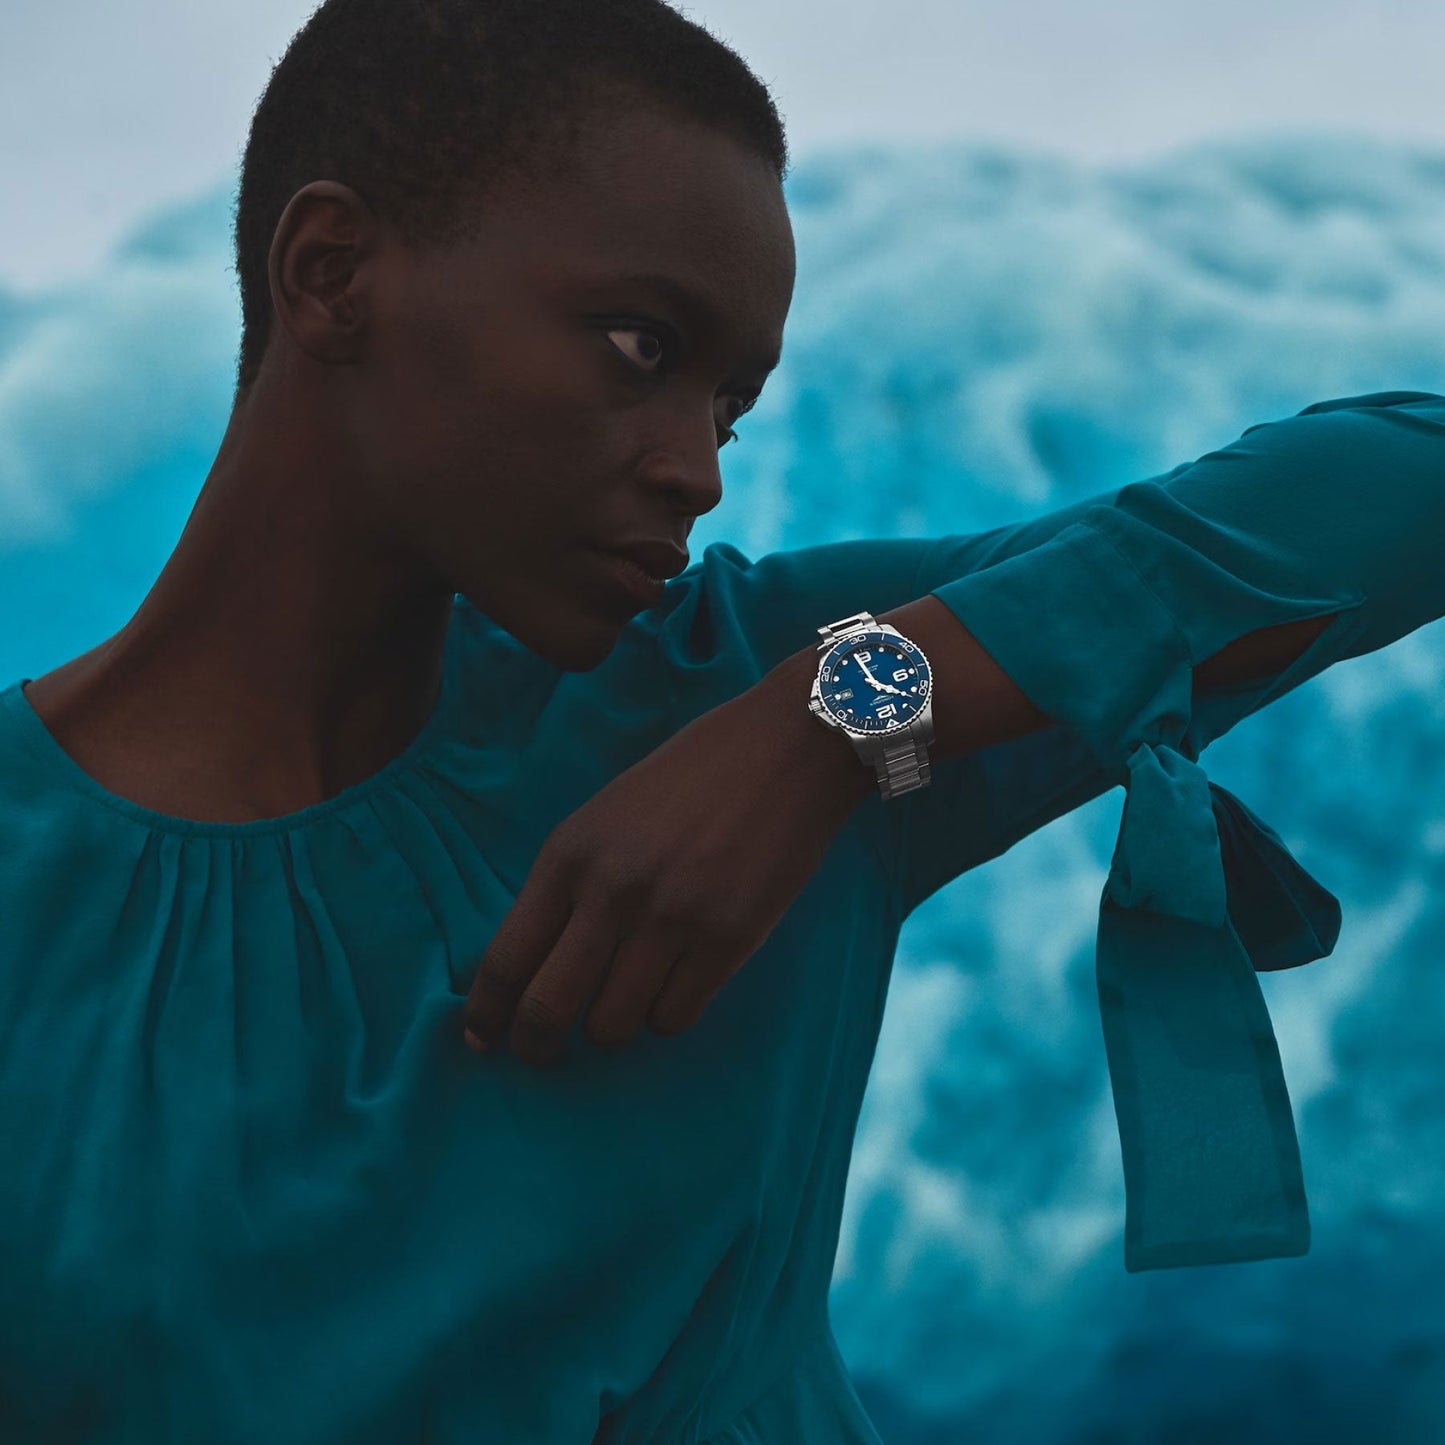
609, 270, 784, 378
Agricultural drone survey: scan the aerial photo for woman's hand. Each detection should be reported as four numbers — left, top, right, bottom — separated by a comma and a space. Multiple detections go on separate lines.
460, 654, 874, 1067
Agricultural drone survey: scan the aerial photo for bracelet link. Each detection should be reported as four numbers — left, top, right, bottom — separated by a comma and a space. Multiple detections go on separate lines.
812, 610, 934, 800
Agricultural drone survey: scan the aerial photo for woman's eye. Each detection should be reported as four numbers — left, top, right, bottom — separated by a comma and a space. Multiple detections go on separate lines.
605, 324, 672, 375
604, 324, 755, 446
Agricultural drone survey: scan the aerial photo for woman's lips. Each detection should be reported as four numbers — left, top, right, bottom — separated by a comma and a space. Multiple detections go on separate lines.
590, 549, 668, 608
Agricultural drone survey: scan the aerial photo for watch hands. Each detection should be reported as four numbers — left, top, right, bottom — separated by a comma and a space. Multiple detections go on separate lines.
855, 658, 905, 696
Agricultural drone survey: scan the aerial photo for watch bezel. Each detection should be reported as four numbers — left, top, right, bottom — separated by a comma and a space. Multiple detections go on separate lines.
813, 627, 933, 738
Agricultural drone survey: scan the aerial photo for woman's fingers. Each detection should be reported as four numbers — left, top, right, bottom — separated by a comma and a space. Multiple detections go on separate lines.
462, 847, 577, 1056
460, 683, 859, 1068
646, 935, 741, 1038
502, 903, 622, 1066
463, 861, 735, 1065
582, 922, 685, 1052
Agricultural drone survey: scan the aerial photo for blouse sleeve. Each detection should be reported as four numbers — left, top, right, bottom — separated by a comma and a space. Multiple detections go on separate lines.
901, 389, 1445, 1273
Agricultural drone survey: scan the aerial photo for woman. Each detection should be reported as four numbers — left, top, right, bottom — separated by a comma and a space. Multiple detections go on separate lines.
1, 1, 1441, 1441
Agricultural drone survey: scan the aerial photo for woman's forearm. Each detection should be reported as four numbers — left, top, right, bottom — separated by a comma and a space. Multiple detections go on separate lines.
761, 594, 1342, 778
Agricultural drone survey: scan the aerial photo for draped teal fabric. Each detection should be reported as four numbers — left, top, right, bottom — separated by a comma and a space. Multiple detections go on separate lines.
0, 390, 1438, 1440
0, 595, 903, 1445
919, 390, 1445, 1273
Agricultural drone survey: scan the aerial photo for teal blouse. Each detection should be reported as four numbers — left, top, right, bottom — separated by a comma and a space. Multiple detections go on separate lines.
0, 391, 1439, 1443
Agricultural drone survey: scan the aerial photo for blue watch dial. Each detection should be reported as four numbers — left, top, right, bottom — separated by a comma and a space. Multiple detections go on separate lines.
818, 631, 932, 734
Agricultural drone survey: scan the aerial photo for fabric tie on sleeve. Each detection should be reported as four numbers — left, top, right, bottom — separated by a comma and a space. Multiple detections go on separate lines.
926, 505, 1367, 1272
1097, 736, 1340, 1272
922, 393, 1445, 1270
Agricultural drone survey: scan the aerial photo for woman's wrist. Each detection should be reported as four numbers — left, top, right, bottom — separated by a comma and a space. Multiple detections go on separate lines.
755, 647, 879, 804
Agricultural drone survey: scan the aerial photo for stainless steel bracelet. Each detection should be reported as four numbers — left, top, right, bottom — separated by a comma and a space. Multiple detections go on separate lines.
814, 611, 933, 799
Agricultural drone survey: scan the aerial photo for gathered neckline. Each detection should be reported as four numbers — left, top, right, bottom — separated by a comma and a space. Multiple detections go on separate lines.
0, 596, 472, 841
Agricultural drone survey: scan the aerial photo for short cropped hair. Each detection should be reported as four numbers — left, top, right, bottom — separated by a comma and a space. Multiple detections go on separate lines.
229, 0, 792, 408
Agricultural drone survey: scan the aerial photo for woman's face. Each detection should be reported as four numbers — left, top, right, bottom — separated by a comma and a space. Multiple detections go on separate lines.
329, 98, 796, 671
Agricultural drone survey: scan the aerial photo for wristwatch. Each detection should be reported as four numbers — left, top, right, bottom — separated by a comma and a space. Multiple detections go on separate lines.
808, 610, 935, 799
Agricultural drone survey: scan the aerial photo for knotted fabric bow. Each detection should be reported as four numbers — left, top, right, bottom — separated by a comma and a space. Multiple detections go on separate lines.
1098, 738, 1341, 1271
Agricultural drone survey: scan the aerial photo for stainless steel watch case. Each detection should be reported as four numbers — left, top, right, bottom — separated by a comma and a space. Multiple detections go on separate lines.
808, 610, 935, 799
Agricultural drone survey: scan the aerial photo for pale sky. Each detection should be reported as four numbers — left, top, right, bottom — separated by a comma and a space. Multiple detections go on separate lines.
3, 0, 1444, 294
